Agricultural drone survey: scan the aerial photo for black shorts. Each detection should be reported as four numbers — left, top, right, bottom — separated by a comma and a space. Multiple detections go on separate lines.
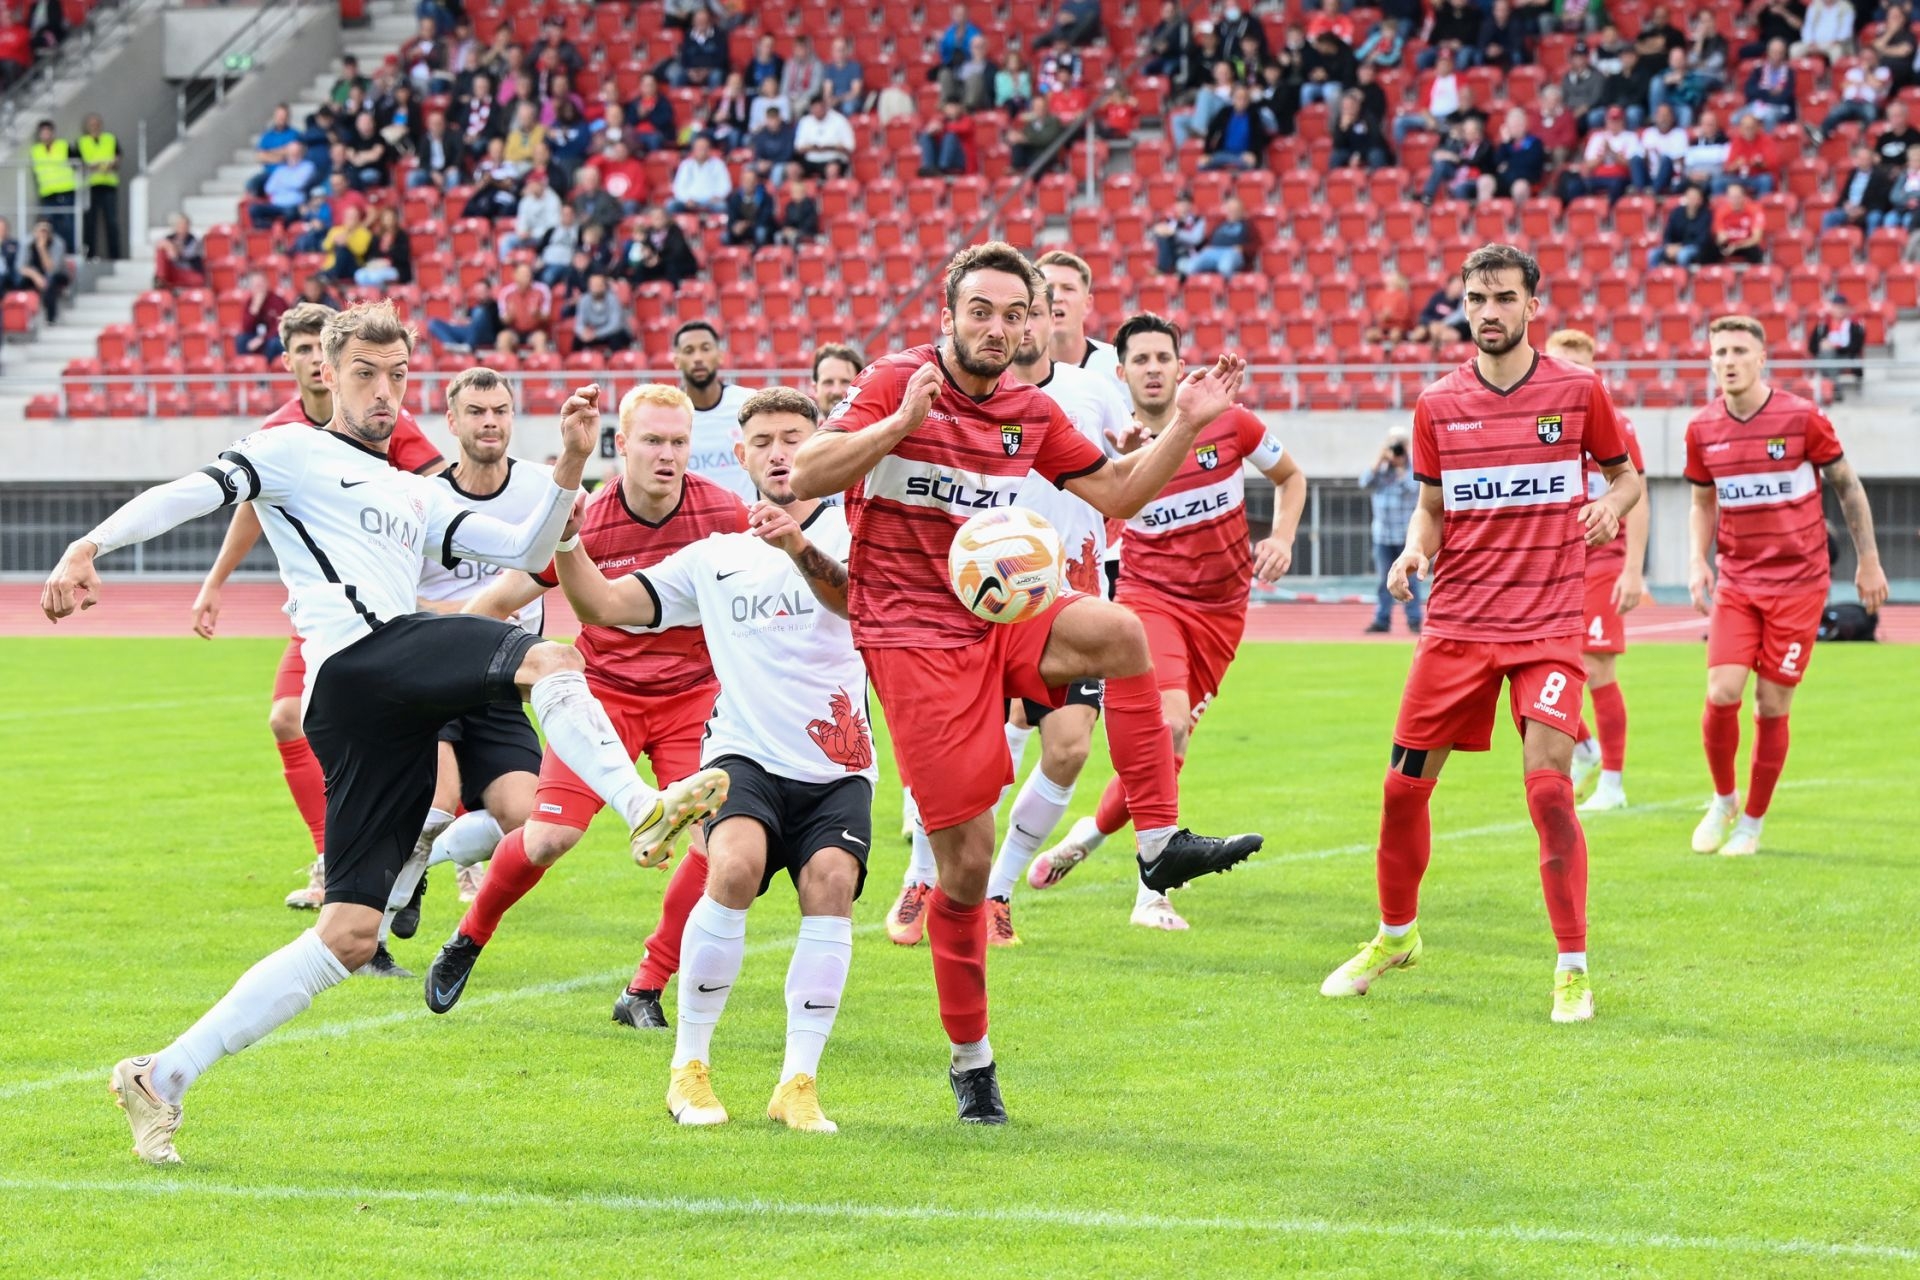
1013, 679, 1103, 726
437, 701, 543, 812
702, 754, 873, 901
303, 612, 541, 910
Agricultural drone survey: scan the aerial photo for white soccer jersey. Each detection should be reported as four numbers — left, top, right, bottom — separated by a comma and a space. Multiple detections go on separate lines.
639, 504, 875, 785
1077, 335, 1120, 383
686, 381, 760, 502
1017, 360, 1130, 596
416, 458, 554, 635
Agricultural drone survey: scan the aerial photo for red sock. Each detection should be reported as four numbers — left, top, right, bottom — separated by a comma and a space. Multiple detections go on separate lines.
1702, 701, 1741, 796
1590, 681, 1628, 773
1100, 671, 1178, 831
1376, 771, 1436, 927
458, 827, 548, 946
1526, 770, 1588, 952
631, 849, 710, 992
1091, 755, 1184, 838
1745, 714, 1790, 819
926, 887, 988, 1045
276, 737, 327, 855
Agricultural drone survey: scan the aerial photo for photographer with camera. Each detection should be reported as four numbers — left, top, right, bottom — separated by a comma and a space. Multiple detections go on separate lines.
1362, 428, 1423, 635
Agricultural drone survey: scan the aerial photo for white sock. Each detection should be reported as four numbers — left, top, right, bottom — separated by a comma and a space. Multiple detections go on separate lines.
1068, 814, 1107, 853
378, 849, 430, 944
149, 929, 350, 1104
418, 807, 456, 847
673, 895, 747, 1069
1558, 951, 1588, 972
1136, 825, 1177, 862
1734, 813, 1763, 837
986, 767, 1077, 900
529, 671, 654, 828
904, 790, 937, 886
1004, 722, 1033, 768
950, 1036, 993, 1072
430, 810, 505, 868
900, 786, 918, 830
1134, 878, 1166, 907
1596, 769, 1624, 792
1380, 920, 1414, 938
782, 914, 852, 1083
1713, 791, 1738, 809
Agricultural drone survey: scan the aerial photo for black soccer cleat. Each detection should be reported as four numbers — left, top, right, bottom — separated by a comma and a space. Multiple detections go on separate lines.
950, 1062, 1009, 1125
390, 871, 428, 940
424, 932, 484, 1014
356, 943, 413, 980
612, 988, 669, 1030
1137, 828, 1264, 894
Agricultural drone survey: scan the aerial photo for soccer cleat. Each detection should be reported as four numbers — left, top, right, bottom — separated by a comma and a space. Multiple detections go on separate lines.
1571, 739, 1601, 792
631, 767, 730, 868
986, 895, 1020, 947
1320, 927, 1424, 997
390, 872, 427, 940
1578, 785, 1629, 812
886, 881, 932, 947
1552, 968, 1595, 1022
110, 1056, 183, 1165
613, 988, 669, 1030
455, 864, 486, 903
667, 1061, 729, 1126
424, 932, 484, 1014
1717, 828, 1761, 857
1026, 836, 1092, 890
285, 858, 324, 910
1130, 892, 1190, 931
1691, 795, 1740, 854
355, 943, 412, 979
1137, 829, 1263, 894
950, 1062, 1008, 1125
768, 1074, 838, 1133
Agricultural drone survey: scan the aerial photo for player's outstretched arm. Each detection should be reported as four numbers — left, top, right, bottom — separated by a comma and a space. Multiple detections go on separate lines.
1687, 482, 1719, 616
464, 570, 549, 621
1823, 458, 1889, 611
553, 542, 659, 628
1388, 483, 1443, 603
750, 500, 850, 617
191, 503, 265, 638
44, 471, 235, 623
1066, 353, 1245, 518
1252, 453, 1308, 583
790, 363, 942, 500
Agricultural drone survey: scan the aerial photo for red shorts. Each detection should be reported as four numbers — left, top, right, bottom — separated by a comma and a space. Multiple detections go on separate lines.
1127, 594, 1246, 725
272, 636, 306, 702
864, 595, 1074, 832
528, 679, 718, 831
1581, 574, 1626, 655
1395, 634, 1586, 751
1707, 585, 1825, 687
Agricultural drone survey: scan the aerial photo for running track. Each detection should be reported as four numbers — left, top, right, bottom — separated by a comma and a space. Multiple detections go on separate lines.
5, 582, 1913, 643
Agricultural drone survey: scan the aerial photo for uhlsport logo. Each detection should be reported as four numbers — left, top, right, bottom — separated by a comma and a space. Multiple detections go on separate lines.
1535, 414, 1564, 444
1195, 443, 1220, 471
1766, 436, 1788, 461
1000, 423, 1022, 457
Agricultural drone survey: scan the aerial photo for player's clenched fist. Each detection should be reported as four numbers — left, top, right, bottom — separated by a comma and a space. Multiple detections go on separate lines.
558, 384, 600, 458
1387, 548, 1428, 603
1173, 353, 1246, 429
898, 362, 942, 432
42, 541, 102, 623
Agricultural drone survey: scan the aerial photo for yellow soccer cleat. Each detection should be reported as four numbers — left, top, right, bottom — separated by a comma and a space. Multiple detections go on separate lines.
768, 1074, 838, 1133
631, 768, 730, 868
109, 1056, 183, 1165
667, 1061, 729, 1126
1320, 927, 1423, 997
1552, 968, 1595, 1023
1691, 794, 1739, 854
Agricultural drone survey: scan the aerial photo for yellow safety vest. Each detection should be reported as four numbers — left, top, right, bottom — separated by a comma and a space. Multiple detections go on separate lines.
31, 141, 76, 198
78, 132, 118, 188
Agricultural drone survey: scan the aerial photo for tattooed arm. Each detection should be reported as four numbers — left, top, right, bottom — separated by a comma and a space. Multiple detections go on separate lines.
1823, 458, 1889, 611
749, 500, 851, 618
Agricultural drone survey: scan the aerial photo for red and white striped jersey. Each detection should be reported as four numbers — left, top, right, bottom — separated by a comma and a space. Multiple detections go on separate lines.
1582, 412, 1647, 582
1684, 387, 1844, 597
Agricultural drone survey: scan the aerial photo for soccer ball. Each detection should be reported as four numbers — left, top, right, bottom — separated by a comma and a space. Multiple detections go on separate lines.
948, 507, 1063, 625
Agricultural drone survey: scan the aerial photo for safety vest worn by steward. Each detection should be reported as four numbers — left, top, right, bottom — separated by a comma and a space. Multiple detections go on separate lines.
78, 132, 118, 188
31, 140, 76, 197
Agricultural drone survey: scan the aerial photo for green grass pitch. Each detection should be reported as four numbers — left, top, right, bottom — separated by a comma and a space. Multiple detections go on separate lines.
1, 636, 1916, 1278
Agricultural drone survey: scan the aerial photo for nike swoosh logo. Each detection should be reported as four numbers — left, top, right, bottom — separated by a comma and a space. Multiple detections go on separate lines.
1078, 684, 1100, 696
597, 738, 620, 748
716, 569, 747, 580
340, 478, 371, 488
840, 829, 866, 847
433, 973, 468, 1004
803, 1000, 836, 1010
697, 983, 730, 993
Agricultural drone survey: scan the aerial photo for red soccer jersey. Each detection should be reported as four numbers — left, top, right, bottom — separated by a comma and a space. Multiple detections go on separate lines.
1581, 412, 1647, 582
1412, 352, 1630, 643
258, 394, 444, 474
1683, 387, 1843, 596
825, 345, 1108, 649
534, 473, 749, 697
1117, 406, 1287, 613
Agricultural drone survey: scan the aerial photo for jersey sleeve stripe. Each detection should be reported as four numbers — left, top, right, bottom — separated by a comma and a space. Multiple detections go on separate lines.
1592, 453, 1629, 468
276, 506, 383, 630
1413, 471, 1440, 485
1050, 457, 1107, 486
198, 464, 245, 507
632, 569, 664, 623
440, 509, 471, 570
216, 449, 262, 502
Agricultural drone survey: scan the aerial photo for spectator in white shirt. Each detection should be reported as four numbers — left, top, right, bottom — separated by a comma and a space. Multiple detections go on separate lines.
1578, 106, 1648, 200
509, 171, 562, 253
792, 96, 855, 178
1813, 47, 1889, 140
1794, 0, 1854, 60
1641, 102, 1692, 191
1392, 52, 1462, 146
669, 135, 733, 212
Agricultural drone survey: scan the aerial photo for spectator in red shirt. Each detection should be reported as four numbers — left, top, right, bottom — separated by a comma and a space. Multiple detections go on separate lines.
588, 137, 648, 212
1531, 83, 1580, 164
1306, 0, 1356, 45
1711, 180, 1767, 261
234, 268, 290, 359
0, 14, 31, 90
152, 212, 206, 289
494, 260, 554, 353
917, 100, 978, 175
1715, 111, 1779, 194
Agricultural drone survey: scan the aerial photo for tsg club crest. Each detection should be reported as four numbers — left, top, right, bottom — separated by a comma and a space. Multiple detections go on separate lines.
1195, 443, 1221, 470
1535, 414, 1564, 445
1000, 423, 1022, 456
1766, 437, 1788, 461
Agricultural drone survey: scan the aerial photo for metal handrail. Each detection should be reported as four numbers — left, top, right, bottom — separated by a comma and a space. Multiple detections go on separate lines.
173, 0, 326, 127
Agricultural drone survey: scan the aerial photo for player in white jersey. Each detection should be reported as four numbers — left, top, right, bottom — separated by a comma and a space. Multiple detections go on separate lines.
676, 319, 759, 501
544, 387, 869, 1133
42, 303, 728, 1166
1037, 249, 1120, 381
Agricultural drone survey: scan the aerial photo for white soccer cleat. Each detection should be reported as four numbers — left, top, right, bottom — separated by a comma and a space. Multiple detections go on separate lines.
1026, 836, 1092, 890
1691, 795, 1739, 854
455, 864, 486, 903
1717, 828, 1761, 857
1130, 892, 1189, 931
1578, 785, 1629, 812
631, 768, 730, 868
1570, 739, 1601, 792
110, 1056, 183, 1165
284, 857, 324, 910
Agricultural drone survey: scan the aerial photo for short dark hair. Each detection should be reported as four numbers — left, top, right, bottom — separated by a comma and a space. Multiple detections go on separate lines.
445, 366, 514, 412
1460, 243, 1541, 296
738, 386, 820, 429
943, 241, 1039, 313
1114, 312, 1182, 361
811, 342, 864, 378
672, 319, 721, 347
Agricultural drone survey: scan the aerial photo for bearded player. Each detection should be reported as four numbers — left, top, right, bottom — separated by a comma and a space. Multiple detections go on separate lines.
1320, 245, 1642, 1024
791, 242, 1261, 1124
1685, 315, 1887, 857
188, 302, 446, 909
1030, 312, 1306, 932
1542, 329, 1649, 813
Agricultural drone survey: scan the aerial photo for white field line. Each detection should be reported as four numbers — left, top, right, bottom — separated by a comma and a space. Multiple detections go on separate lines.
1624, 618, 1714, 638
0, 695, 258, 724
0, 1175, 1909, 1263
0, 779, 1828, 1103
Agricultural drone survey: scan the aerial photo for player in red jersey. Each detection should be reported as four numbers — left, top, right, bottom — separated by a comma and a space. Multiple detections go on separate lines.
1684, 315, 1888, 857
1543, 330, 1649, 812
423, 383, 747, 1020
1029, 313, 1306, 932
1319, 244, 1643, 1024
187, 302, 445, 909
790, 242, 1262, 1123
